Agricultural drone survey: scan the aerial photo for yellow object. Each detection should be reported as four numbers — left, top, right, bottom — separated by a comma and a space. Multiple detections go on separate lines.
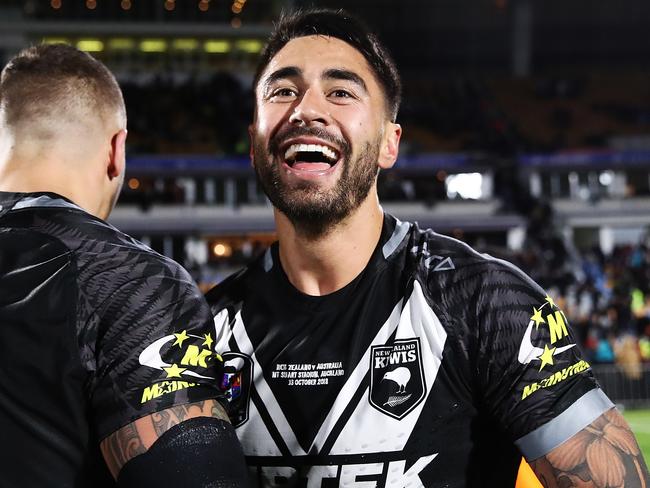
140, 39, 167, 52
108, 38, 135, 50
640, 337, 650, 360
515, 458, 543, 488
235, 39, 263, 53
76, 39, 104, 52
42, 37, 69, 45
204, 40, 231, 53
172, 39, 199, 51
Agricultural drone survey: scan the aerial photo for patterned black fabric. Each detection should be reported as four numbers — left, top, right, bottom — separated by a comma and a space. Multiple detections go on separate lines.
0, 191, 225, 488
206, 213, 604, 487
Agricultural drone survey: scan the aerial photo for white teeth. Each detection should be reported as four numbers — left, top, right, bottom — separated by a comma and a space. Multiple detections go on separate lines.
284, 143, 338, 162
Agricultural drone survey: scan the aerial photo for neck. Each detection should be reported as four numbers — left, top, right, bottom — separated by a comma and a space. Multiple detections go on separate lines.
0, 152, 101, 217
276, 190, 384, 296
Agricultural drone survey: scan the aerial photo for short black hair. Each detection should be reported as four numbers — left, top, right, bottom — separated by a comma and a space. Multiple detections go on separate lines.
254, 8, 401, 121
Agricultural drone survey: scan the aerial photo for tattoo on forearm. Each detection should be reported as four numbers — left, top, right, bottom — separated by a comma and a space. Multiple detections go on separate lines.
530, 408, 650, 487
100, 399, 230, 478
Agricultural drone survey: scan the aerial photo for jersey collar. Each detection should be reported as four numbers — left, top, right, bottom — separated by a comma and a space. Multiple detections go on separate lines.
261, 213, 410, 304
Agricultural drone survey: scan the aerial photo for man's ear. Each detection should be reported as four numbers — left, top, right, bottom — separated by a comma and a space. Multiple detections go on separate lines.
108, 129, 127, 180
378, 122, 401, 169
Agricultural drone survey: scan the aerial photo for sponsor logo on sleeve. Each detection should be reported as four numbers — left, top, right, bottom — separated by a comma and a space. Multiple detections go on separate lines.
517, 294, 576, 370
521, 359, 591, 400
138, 329, 220, 403
370, 338, 426, 420
517, 294, 591, 400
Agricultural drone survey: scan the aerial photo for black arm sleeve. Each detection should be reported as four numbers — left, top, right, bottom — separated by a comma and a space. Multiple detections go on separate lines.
117, 417, 250, 488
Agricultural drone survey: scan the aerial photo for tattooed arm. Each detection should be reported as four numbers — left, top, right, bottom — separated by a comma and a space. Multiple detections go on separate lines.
100, 399, 230, 479
530, 408, 649, 488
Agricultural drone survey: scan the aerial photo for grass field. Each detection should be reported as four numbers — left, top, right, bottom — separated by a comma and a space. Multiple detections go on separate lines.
623, 408, 650, 462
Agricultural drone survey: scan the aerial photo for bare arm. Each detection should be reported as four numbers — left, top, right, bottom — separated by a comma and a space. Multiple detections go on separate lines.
100, 399, 229, 478
530, 408, 649, 487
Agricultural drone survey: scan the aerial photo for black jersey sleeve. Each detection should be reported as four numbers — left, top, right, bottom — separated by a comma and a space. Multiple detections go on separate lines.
80, 248, 226, 440
472, 258, 611, 460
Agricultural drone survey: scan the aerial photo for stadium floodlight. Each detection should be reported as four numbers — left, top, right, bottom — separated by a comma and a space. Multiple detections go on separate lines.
204, 40, 231, 53
235, 39, 262, 54
77, 39, 104, 52
140, 39, 167, 53
108, 38, 135, 50
172, 39, 200, 51
42, 37, 70, 45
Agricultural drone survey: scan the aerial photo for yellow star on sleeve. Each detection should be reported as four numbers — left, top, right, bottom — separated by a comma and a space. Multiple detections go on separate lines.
173, 330, 189, 348
202, 333, 214, 349
163, 363, 186, 378
545, 294, 556, 309
537, 344, 556, 371
531, 307, 545, 329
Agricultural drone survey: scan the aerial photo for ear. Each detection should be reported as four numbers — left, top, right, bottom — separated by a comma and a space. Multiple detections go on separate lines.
108, 129, 127, 180
378, 122, 401, 169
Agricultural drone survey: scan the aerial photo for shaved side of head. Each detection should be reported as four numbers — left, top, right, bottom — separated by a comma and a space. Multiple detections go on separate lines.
0, 44, 126, 145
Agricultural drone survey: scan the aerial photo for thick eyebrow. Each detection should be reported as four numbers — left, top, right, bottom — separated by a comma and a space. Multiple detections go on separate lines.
260, 66, 369, 95
323, 68, 368, 94
262, 66, 302, 92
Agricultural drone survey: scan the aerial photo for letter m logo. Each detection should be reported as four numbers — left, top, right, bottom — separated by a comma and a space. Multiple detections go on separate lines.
546, 311, 569, 344
181, 345, 212, 368
141, 383, 161, 403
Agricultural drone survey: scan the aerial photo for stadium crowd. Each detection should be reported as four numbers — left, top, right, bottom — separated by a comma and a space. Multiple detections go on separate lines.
506, 221, 650, 372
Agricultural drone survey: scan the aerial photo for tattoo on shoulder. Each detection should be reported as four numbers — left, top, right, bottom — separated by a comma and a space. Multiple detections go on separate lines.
530, 408, 650, 488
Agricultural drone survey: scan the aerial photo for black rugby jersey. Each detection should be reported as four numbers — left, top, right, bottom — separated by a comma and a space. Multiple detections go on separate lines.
0, 192, 225, 488
206, 213, 613, 488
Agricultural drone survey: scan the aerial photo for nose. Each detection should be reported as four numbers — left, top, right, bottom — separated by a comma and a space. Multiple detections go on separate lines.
289, 89, 330, 127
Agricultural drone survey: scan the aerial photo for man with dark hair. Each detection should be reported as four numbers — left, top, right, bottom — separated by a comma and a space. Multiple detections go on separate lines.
207, 8, 648, 488
251, 9, 401, 123
0, 44, 249, 487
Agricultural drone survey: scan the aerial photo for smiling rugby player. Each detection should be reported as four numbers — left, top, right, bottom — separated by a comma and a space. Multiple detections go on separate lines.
206, 9, 649, 487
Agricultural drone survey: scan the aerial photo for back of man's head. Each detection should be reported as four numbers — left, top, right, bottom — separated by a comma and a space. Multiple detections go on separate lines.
0, 44, 128, 219
0, 43, 126, 144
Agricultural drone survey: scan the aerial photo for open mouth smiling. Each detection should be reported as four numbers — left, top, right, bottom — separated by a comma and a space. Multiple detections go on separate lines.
283, 142, 341, 172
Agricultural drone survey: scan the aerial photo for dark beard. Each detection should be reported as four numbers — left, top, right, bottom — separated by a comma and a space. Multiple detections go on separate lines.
253, 127, 380, 238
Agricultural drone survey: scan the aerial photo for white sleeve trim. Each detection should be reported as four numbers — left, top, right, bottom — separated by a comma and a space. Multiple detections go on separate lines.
515, 388, 614, 460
